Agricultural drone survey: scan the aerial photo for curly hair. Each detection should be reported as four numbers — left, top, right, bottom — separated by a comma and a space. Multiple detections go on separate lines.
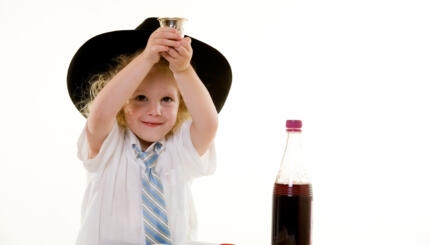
81, 51, 190, 139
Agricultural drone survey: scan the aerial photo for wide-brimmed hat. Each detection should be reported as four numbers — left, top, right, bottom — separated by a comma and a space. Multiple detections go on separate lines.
67, 17, 232, 116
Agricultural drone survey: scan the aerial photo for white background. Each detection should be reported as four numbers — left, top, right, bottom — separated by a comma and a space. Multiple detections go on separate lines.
1, 0, 430, 244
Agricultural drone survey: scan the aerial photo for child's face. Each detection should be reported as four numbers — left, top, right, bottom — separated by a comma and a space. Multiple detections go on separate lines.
123, 67, 179, 147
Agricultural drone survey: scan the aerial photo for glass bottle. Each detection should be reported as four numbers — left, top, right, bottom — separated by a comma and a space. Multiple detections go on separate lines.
272, 120, 312, 245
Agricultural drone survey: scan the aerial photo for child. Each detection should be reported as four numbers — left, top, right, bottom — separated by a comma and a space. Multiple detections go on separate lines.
67, 17, 232, 245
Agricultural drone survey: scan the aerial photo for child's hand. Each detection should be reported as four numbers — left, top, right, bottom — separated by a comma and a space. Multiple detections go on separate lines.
142, 27, 182, 65
161, 37, 193, 73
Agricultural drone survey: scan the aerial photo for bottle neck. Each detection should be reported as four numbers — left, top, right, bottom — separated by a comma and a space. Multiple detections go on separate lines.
285, 123, 303, 156
276, 130, 309, 185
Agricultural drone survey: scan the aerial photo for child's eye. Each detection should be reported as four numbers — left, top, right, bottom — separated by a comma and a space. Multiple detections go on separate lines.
161, 97, 173, 103
135, 95, 147, 101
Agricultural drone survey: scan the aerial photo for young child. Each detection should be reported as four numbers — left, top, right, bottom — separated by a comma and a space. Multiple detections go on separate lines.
67, 17, 232, 245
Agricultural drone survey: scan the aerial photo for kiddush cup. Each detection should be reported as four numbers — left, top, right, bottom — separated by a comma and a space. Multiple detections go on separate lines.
158, 17, 187, 37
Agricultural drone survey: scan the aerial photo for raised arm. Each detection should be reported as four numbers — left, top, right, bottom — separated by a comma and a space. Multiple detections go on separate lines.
86, 27, 182, 158
162, 38, 218, 155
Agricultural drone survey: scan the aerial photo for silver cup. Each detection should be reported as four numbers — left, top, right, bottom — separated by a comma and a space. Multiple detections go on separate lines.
158, 17, 187, 37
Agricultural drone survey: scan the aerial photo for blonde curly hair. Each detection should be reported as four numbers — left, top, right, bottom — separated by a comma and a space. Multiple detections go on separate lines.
81, 51, 190, 139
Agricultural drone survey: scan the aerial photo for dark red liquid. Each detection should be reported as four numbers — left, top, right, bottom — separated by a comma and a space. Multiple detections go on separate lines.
272, 183, 312, 245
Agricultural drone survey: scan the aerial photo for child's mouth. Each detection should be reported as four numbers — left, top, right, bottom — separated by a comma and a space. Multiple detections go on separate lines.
143, 121, 162, 127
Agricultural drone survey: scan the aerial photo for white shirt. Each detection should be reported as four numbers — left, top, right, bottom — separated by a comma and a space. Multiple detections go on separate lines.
75, 120, 216, 245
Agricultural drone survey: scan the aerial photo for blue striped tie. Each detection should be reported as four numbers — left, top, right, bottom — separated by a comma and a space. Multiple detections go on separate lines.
133, 143, 173, 245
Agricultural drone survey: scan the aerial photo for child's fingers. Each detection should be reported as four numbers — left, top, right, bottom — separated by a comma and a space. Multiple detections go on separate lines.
148, 28, 182, 52
162, 48, 180, 61
153, 27, 182, 41
169, 37, 191, 55
174, 45, 192, 60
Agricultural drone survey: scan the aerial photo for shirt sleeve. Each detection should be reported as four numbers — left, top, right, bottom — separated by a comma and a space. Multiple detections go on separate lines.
77, 122, 123, 173
167, 120, 217, 179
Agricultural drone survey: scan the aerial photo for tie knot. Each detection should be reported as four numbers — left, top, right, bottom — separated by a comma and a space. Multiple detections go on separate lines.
132, 142, 163, 169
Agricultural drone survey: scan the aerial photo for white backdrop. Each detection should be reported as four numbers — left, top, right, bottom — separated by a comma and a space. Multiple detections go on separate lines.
1, 0, 430, 244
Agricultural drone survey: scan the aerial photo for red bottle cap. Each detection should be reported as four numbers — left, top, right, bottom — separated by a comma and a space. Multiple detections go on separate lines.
286, 120, 302, 132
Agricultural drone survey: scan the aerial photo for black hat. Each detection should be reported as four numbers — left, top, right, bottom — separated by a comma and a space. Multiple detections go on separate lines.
67, 17, 232, 116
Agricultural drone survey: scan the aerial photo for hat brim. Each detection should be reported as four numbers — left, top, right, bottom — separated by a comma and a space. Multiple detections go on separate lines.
67, 27, 232, 115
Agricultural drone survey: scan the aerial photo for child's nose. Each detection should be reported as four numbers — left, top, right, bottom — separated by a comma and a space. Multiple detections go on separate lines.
148, 101, 161, 116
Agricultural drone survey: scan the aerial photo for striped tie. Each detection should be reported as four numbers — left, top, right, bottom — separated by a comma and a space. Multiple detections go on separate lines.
133, 143, 173, 245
